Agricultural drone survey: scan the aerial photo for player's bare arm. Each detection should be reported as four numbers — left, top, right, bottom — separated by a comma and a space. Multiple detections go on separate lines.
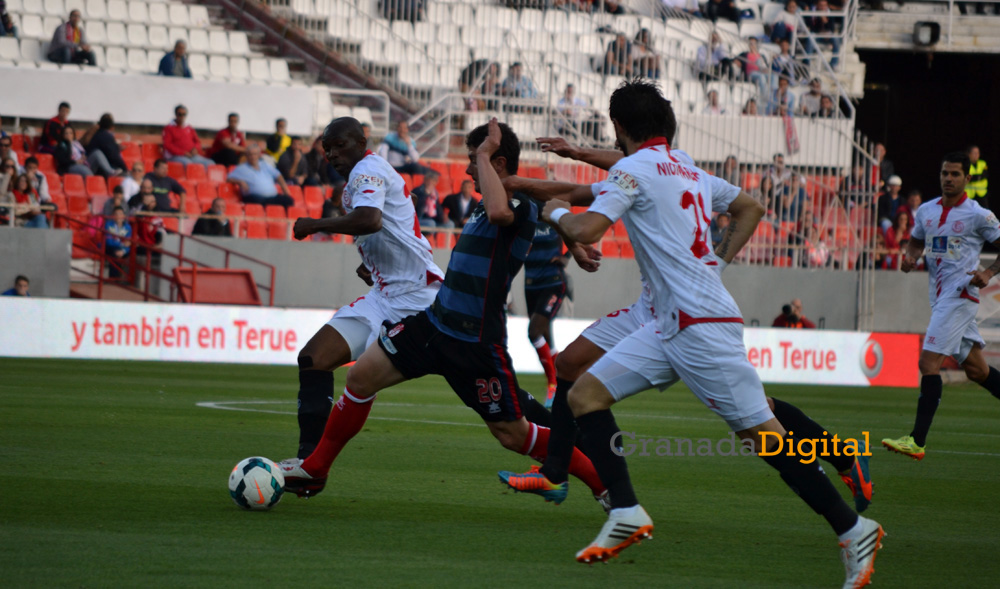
716, 192, 766, 263
900, 238, 925, 273
537, 136, 622, 171
503, 177, 596, 206
542, 199, 611, 245
292, 206, 383, 240
477, 118, 516, 226
968, 238, 1000, 287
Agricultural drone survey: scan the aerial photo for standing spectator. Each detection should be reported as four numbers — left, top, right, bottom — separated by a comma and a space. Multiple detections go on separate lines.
82, 113, 127, 177
277, 136, 310, 187
876, 175, 903, 232
719, 155, 740, 186
2, 275, 30, 296
768, 153, 793, 190
702, 90, 726, 115
102, 185, 131, 217
695, 32, 732, 81
265, 118, 291, 161
208, 113, 247, 167
162, 105, 212, 168
192, 197, 233, 237
47, 10, 96, 66
883, 210, 911, 270
770, 0, 807, 43
603, 33, 633, 76
40, 102, 70, 155
136, 162, 182, 211
441, 179, 479, 228
53, 126, 93, 176
806, 0, 841, 67
23, 157, 52, 205
501, 62, 539, 99
798, 78, 826, 117
839, 164, 869, 209
632, 29, 661, 79
377, 120, 427, 175
411, 171, 449, 229
872, 142, 893, 188
2, 174, 49, 228
120, 162, 144, 200
556, 84, 588, 136
227, 143, 293, 207
815, 95, 837, 118
103, 206, 132, 278
767, 77, 796, 115
742, 98, 759, 116
896, 189, 922, 229
736, 38, 769, 98
710, 212, 730, 248
704, 0, 740, 23
967, 144, 989, 207
158, 40, 192, 78
775, 183, 802, 223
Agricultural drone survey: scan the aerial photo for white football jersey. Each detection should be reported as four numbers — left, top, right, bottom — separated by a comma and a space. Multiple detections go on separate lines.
588, 139, 743, 340
343, 152, 444, 298
911, 194, 1000, 306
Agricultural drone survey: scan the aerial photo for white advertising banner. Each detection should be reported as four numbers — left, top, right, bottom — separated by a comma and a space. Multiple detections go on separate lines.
0, 298, 918, 387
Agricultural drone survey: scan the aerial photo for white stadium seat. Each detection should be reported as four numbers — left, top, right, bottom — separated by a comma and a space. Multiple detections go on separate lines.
167, 26, 186, 46
41, 15, 60, 36
126, 47, 147, 71
84, 0, 105, 19
105, 21, 125, 45
740, 22, 766, 40
209, 30, 229, 54
228, 31, 249, 56
351, 106, 374, 128
126, 23, 148, 47
542, 9, 567, 33
188, 28, 208, 53
450, 4, 473, 27
19, 38, 44, 61
269, 58, 289, 83
168, 3, 188, 26
22, 0, 44, 15
249, 57, 269, 81
389, 20, 413, 42
519, 9, 544, 32
209, 54, 229, 78
148, 2, 168, 25
228, 56, 250, 80
413, 22, 434, 44
188, 5, 208, 27
331, 104, 352, 120
359, 40, 382, 63
187, 52, 207, 78
5, 0, 22, 12
424, 2, 448, 24
0, 37, 20, 61
106, 0, 126, 21
86, 20, 105, 43
43, 0, 64, 16
128, 1, 149, 24
146, 48, 160, 71
147, 25, 168, 50
19, 14, 44, 39
103, 45, 126, 69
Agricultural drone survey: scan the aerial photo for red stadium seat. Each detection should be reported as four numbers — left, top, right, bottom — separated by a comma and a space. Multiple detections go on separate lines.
287, 185, 304, 207
224, 201, 243, 216
196, 183, 218, 203
62, 174, 87, 198
120, 141, 141, 159
400, 174, 414, 193
44, 172, 62, 193
67, 194, 90, 215
207, 165, 227, 184
774, 256, 793, 267
162, 217, 180, 233
303, 186, 324, 208
141, 143, 162, 160
427, 161, 448, 176
305, 203, 322, 219
179, 179, 197, 198
85, 176, 108, 198
108, 176, 124, 193
244, 220, 267, 239
167, 161, 185, 180
184, 198, 203, 216
9, 134, 27, 151
265, 204, 286, 218
268, 221, 288, 240
244, 204, 265, 218
287, 205, 307, 219
620, 241, 634, 258
449, 162, 466, 181
186, 164, 207, 182
35, 153, 56, 173
218, 183, 240, 202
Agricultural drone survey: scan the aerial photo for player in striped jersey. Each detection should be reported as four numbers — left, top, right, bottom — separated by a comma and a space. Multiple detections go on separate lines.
523, 211, 568, 406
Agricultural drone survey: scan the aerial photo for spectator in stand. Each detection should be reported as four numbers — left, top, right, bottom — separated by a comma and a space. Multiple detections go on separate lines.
839, 163, 869, 209
2, 173, 49, 228
133, 190, 166, 250
704, 0, 740, 23
265, 118, 291, 161
803, 224, 832, 268
659, 0, 701, 19
710, 212, 730, 248
702, 89, 726, 115
137, 162, 182, 211
556, 84, 588, 136
742, 98, 759, 116
736, 38, 769, 98
0, 136, 19, 173
603, 33, 633, 76
806, 0, 841, 67
768, 153, 793, 192
40, 102, 71, 155
228, 143, 293, 207
48, 10, 96, 66
304, 136, 338, 187
772, 299, 816, 328
53, 126, 93, 176
278, 136, 311, 187
873, 142, 893, 188
377, 120, 427, 175
0, 157, 15, 196
632, 29, 661, 79
192, 197, 233, 237
770, 0, 807, 43
81, 113, 127, 177
767, 77, 796, 115
883, 209, 910, 270
719, 155, 740, 186
897, 189, 922, 230
876, 174, 903, 231
412, 171, 449, 229
103, 185, 130, 217
776, 182, 802, 224
2, 275, 30, 296
104, 206, 131, 278
815, 94, 837, 118
695, 32, 732, 81
209, 113, 247, 167
479, 62, 503, 108
754, 174, 776, 214
968, 145, 989, 207
23, 157, 51, 206
1, 5, 18, 38
120, 161, 144, 200
442, 179, 479, 228
799, 78, 827, 117
501, 62, 539, 99
163, 105, 212, 168
770, 39, 803, 85
791, 298, 816, 327
158, 40, 192, 78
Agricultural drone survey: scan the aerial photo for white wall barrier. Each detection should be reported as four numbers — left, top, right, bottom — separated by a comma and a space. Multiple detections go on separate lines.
0, 298, 919, 387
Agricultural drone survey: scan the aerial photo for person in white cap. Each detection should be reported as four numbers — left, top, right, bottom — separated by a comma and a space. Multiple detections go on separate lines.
877, 174, 903, 232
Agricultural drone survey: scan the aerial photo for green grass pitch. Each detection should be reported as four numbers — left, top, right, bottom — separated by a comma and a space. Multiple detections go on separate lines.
2, 357, 999, 588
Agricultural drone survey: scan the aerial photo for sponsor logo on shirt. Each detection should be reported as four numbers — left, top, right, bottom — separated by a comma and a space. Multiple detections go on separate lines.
351, 174, 386, 190
609, 170, 639, 194
986, 213, 999, 228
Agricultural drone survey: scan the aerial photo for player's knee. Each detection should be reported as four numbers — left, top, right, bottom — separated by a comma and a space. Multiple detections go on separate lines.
965, 362, 988, 383
554, 349, 583, 380
343, 366, 373, 399
490, 427, 523, 452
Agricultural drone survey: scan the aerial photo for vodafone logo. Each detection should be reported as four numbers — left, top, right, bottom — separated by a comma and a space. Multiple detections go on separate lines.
860, 339, 883, 379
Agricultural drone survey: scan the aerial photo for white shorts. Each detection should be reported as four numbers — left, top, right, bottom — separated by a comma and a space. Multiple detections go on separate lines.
326, 283, 440, 361
924, 297, 983, 363
588, 321, 774, 432
580, 300, 654, 352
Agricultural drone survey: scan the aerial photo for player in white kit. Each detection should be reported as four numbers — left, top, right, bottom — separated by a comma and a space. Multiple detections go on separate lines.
287, 117, 444, 470
883, 152, 1000, 460
529, 81, 884, 588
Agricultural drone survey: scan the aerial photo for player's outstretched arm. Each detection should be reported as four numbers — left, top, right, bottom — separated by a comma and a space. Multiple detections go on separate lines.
716, 192, 766, 264
968, 238, 1000, 286
502, 176, 596, 206
537, 136, 622, 171
899, 238, 924, 273
542, 199, 611, 246
478, 118, 516, 226
292, 206, 382, 240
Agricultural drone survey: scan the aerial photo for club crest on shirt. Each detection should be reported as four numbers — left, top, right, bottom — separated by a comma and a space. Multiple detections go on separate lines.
952, 220, 965, 233
388, 323, 405, 338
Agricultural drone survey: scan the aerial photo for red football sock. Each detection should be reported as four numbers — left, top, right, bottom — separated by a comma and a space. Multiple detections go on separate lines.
519, 423, 606, 495
301, 388, 374, 477
532, 337, 557, 387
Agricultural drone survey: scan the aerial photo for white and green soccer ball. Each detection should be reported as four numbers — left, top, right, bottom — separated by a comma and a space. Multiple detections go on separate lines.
228, 457, 285, 510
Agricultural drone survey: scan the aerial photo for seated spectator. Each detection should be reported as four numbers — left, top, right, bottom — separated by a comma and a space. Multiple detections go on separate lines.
47, 10, 96, 66
736, 38, 768, 97
802, 225, 832, 268
603, 33, 633, 76
772, 299, 816, 328
53, 126, 93, 176
556, 84, 588, 136
883, 209, 910, 270
767, 77, 796, 115
278, 137, 311, 187
227, 143, 293, 207
158, 40, 192, 78
839, 164, 869, 209
768, 153, 793, 190
133, 190, 166, 249
209, 113, 247, 167
897, 189, 922, 230
704, 0, 740, 23
695, 32, 732, 81
377, 121, 428, 175
0, 157, 15, 196
120, 161, 144, 200
806, 0, 841, 67
442, 179, 479, 228
103, 206, 132, 278
632, 29, 661, 79
754, 175, 776, 214
775, 183, 801, 224
876, 174, 903, 231
2, 275, 30, 297
815, 94, 838, 118
81, 113, 127, 177
710, 212, 730, 248
192, 198, 233, 237
501, 62, 539, 99
162, 104, 213, 168
103, 185, 131, 217
702, 90, 726, 115
770, 39, 804, 85
412, 171, 450, 229
798, 78, 827, 117
265, 118, 291, 161
2, 173, 49, 228
0, 134, 19, 173
40, 102, 70, 155
770, 0, 807, 43
792, 299, 816, 328
479, 62, 502, 98
136, 162, 182, 211
719, 155, 740, 186
304, 137, 337, 187
659, 0, 701, 18
1, 7, 18, 38
23, 157, 52, 206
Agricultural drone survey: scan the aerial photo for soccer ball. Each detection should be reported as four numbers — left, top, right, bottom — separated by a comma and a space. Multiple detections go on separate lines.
228, 457, 285, 510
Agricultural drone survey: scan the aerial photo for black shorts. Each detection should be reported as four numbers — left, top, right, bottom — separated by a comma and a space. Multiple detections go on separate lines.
525, 283, 566, 320
377, 311, 524, 422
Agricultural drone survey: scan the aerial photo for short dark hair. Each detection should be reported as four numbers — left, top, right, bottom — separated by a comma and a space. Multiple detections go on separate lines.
608, 79, 676, 145
424, 170, 440, 180
15, 275, 28, 284
175, 104, 187, 116
942, 151, 971, 174
99, 113, 114, 130
113, 206, 125, 213
782, 304, 793, 315
276, 118, 286, 125
25, 156, 38, 167
113, 185, 124, 195
154, 158, 167, 168
59, 102, 70, 110
465, 122, 520, 175
773, 153, 784, 161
